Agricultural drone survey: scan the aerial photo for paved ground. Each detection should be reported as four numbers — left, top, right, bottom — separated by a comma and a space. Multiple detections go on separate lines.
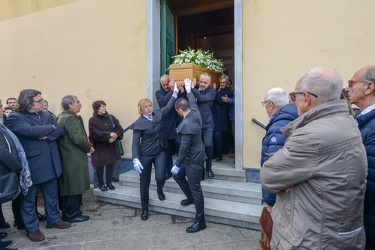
1, 188, 261, 250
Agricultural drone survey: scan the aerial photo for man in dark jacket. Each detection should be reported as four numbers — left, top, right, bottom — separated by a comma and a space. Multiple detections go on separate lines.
191, 73, 216, 179
155, 74, 186, 180
172, 78, 207, 233
260, 87, 298, 211
346, 65, 375, 250
7, 89, 71, 242
212, 74, 233, 161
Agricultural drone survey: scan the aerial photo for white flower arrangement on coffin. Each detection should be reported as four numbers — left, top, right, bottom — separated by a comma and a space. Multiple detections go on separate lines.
170, 48, 225, 74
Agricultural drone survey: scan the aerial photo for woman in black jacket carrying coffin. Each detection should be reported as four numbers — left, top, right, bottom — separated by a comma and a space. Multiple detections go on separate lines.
130, 83, 179, 221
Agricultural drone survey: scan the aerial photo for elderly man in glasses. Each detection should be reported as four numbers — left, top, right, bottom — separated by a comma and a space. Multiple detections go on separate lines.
346, 65, 375, 250
260, 67, 367, 249
260, 87, 297, 213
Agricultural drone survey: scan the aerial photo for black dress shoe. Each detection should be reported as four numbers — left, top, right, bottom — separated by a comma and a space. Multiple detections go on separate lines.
99, 184, 108, 191
216, 157, 222, 161
0, 240, 12, 248
158, 192, 166, 201
107, 183, 115, 190
67, 215, 90, 223
13, 221, 25, 230
207, 170, 214, 179
0, 232, 7, 239
165, 172, 172, 180
37, 211, 46, 222
0, 222, 10, 229
186, 221, 206, 233
141, 210, 148, 221
180, 199, 194, 206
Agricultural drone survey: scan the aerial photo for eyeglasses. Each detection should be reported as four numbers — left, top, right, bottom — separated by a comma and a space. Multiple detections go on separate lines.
220, 81, 227, 84
33, 98, 44, 104
348, 79, 374, 88
289, 92, 318, 102
261, 100, 273, 107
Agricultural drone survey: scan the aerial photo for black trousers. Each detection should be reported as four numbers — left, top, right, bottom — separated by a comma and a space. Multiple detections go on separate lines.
173, 161, 205, 223
139, 150, 166, 209
96, 163, 114, 186
61, 194, 82, 221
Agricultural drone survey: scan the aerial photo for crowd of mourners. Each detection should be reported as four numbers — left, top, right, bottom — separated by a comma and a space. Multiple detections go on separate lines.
0, 65, 374, 250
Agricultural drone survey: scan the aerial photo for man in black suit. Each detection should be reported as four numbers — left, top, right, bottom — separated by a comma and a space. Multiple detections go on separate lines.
191, 73, 216, 179
172, 78, 207, 233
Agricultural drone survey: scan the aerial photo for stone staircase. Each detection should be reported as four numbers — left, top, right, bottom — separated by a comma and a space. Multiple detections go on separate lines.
94, 158, 264, 230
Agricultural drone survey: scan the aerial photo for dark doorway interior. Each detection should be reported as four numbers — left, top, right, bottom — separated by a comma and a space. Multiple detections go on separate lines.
167, 1, 234, 80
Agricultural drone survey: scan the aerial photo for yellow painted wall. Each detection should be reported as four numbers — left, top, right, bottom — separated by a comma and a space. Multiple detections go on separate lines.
242, 0, 375, 168
0, 0, 147, 158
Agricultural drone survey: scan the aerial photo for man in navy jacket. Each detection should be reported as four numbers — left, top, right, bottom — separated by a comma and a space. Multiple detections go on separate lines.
7, 89, 71, 242
346, 66, 375, 250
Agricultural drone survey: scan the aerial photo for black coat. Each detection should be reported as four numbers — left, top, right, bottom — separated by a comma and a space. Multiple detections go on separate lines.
130, 96, 176, 159
191, 86, 216, 129
175, 92, 207, 167
89, 113, 124, 166
212, 87, 233, 132
0, 125, 22, 177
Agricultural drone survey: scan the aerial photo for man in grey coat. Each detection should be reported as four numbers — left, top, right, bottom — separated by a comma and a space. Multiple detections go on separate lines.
260, 67, 367, 249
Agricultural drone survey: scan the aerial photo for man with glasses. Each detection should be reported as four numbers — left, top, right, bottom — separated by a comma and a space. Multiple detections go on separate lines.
260, 88, 297, 213
260, 67, 367, 249
7, 89, 71, 242
346, 65, 375, 250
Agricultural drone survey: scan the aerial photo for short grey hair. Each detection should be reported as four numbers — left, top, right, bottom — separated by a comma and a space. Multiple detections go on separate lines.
296, 67, 343, 103
265, 88, 289, 108
363, 66, 375, 83
61, 95, 77, 110
219, 74, 229, 82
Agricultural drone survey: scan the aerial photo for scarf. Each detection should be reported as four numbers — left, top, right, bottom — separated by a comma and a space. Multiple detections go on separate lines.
0, 124, 33, 195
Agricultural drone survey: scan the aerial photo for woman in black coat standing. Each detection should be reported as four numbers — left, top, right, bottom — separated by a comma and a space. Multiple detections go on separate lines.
89, 101, 124, 192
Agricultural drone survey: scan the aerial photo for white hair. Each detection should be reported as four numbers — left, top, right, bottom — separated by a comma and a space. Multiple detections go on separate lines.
265, 87, 289, 108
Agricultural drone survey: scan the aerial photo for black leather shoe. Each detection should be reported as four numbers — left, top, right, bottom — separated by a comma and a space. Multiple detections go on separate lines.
37, 211, 46, 222
0, 222, 10, 229
99, 184, 108, 191
0, 232, 7, 239
180, 199, 194, 206
107, 183, 115, 190
67, 215, 90, 223
13, 221, 25, 230
165, 172, 172, 180
0, 240, 12, 248
186, 221, 206, 233
158, 192, 166, 201
216, 157, 222, 161
207, 170, 214, 179
141, 209, 148, 221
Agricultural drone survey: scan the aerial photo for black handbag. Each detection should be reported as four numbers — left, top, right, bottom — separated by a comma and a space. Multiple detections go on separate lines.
0, 171, 21, 204
109, 115, 124, 156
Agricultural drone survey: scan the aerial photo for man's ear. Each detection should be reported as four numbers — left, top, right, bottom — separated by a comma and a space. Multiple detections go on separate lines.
365, 82, 375, 95
303, 92, 312, 108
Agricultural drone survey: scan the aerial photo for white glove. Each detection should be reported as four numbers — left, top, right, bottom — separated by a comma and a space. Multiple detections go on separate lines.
184, 78, 191, 93
133, 158, 144, 173
174, 83, 179, 94
171, 165, 180, 175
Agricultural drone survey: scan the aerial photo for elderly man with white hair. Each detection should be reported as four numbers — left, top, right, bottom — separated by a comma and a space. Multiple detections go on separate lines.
261, 67, 367, 249
260, 87, 298, 212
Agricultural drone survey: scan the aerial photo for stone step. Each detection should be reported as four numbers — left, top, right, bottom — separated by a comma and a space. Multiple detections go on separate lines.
94, 184, 263, 230
121, 170, 262, 205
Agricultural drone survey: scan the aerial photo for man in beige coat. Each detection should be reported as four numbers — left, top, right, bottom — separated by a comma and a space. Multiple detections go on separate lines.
261, 67, 367, 249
